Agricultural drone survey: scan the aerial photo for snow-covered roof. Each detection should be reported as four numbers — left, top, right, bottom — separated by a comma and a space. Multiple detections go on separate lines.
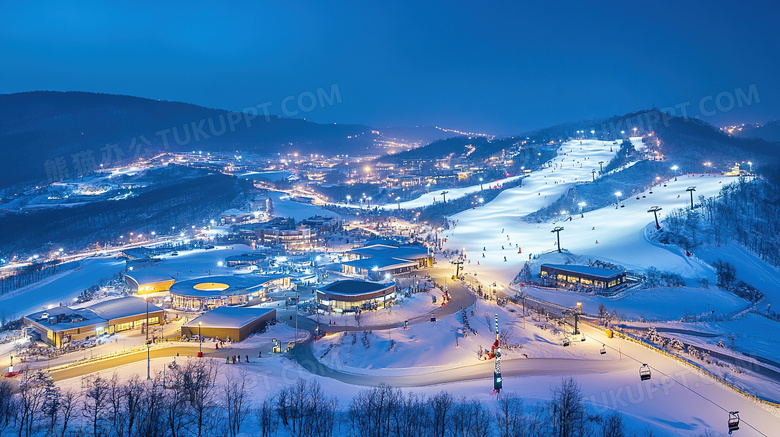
342, 256, 417, 271
346, 244, 429, 260
169, 274, 291, 298
124, 269, 175, 286
183, 307, 276, 329
225, 252, 267, 262
88, 296, 163, 320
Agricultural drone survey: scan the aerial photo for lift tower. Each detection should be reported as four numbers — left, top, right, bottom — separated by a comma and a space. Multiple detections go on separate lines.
493, 313, 503, 391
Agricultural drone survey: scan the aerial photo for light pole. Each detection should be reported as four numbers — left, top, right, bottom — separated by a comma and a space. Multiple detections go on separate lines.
686, 186, 696, 209
671, 165, 679, 181
198, 321, 202, 355
578, 202, 586, 214
648, 206, 662, 229
703, 162, 712, 174
145, 295, 150, 380
551, 226, 564, 253
479, 178, 484, 191
346, 195, 351, 205
614, 191, 622, 209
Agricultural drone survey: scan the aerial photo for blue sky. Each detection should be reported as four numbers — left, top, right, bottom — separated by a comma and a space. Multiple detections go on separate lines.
1, 1, 778, 135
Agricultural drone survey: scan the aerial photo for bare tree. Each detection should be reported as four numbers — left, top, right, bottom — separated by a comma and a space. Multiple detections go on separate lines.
451, 397, 492, 437
496, 392, 524, 437
348, 383, 401, 437
120, 374, 145, 437
277, 379, 336, 437
181, 359, 219, 437
224, 369, 252, 437
0, 379, 15, 433
17, 370, 50, 437
137, 374, 167, 437
549, 377, 589, 437
82, 374, 110, 437
429, 391, 454, 437
58, 389, 79, 437
254, 398, 279, 437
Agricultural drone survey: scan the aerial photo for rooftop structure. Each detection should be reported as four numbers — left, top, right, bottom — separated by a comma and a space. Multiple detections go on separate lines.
24, 297, 163, 347
169, 274, 291, 310
181, 307, 276, 341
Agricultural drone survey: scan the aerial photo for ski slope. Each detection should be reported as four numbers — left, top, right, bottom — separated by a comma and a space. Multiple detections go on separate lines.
445, 171, 733, 286
381, 138, 641, 210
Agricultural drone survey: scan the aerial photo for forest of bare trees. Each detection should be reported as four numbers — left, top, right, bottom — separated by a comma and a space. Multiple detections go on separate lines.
2, 363, 732, 437
660, 178, 780, 268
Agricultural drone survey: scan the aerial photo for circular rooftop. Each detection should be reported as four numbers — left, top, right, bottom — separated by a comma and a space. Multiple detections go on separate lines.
319, 279, 392, 295
170, 274, 289, 298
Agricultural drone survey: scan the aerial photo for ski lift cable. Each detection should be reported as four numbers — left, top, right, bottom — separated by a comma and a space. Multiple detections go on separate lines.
578, 329, 767, 436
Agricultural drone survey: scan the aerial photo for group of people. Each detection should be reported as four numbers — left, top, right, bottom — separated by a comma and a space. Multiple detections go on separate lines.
225, 354, 250, 364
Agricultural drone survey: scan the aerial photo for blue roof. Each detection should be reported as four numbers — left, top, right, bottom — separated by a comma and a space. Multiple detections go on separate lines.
541, 264, 625, 279
346, 244, 429, 260
319, 279, 394, 295
342, 256, 417, 271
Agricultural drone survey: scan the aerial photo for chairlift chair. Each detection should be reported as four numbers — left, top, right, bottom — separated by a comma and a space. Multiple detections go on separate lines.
639, 364, 651, 381
563, 337, 570, 347
600, 345, 606, 354
728, 411, 739, 434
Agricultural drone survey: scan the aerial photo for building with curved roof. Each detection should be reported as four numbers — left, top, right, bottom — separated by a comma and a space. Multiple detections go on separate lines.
225, 252, 267, 267
169, 274, 291, 310
317, 279, 396, 313
123, 270, 175, 295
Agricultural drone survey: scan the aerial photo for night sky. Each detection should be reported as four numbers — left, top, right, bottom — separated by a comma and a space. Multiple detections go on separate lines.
1, 1, 778, 135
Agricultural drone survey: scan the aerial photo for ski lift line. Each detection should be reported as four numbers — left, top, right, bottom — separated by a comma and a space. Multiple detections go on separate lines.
578, 329, 768, 436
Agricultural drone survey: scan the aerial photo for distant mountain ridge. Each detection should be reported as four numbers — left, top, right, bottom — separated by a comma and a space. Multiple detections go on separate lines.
733, 120, 780, 142
0, 91, 379, 188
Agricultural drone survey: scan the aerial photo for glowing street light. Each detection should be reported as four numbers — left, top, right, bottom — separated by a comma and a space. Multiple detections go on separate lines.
614, 191, 622, 209
671, 165, 679, 180
479, 177, 484, 191
578, 201, 586, 213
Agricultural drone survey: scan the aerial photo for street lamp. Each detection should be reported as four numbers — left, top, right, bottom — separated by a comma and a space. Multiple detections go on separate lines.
614, 191, 622, 209
346, 195, 351, 204
198, 321, 203, 355
578, 202, 586, 214
145, 295, 150, 380
671, 165, 679, 181
479, 177, 484, 191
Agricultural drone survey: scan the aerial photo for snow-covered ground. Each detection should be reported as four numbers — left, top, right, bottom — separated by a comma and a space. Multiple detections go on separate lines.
517, 284, 749, 322
0, 257, 126, 319
445, 172, 734, 286
314, 298, 611, 375
368, 138, 642, 211
267, 191, 342, 221
380, 173, 526, 210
